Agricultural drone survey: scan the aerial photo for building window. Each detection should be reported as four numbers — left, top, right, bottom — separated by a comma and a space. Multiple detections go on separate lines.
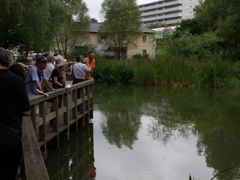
142, 49, 146, 55
143, 34, 147, 42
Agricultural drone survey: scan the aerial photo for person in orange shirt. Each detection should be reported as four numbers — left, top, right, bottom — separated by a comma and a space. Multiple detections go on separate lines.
85, 52, 95, 79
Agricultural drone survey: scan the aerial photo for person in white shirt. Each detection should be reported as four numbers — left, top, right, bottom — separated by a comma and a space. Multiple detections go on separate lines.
45, 54, 55, 81
71, 55, 91, 84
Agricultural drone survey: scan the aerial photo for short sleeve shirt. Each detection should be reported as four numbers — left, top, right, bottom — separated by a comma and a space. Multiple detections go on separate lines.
45, 62, 55, 80
71, 62, 91, 80
85, 57, 95, 79
24, 66, 47, 98
52, 68, 64, 88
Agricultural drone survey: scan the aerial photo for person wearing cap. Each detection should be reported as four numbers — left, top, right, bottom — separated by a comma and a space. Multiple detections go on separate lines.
85, 52, 95, 80
24, 55, 55, 98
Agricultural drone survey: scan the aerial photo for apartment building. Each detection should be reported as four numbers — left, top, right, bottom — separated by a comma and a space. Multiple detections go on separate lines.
139, 0, 203, 25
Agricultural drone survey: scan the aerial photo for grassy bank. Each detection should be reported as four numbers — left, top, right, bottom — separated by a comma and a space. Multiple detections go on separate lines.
92, 57, 240, 88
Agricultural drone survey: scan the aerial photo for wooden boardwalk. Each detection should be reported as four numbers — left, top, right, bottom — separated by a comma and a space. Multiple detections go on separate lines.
20, 79, 94, 179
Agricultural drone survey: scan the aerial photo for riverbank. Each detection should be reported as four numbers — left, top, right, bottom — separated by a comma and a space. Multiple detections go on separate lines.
92, 58, 240, 88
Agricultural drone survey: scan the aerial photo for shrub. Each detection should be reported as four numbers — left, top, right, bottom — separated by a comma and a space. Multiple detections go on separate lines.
132, 53, 142, 60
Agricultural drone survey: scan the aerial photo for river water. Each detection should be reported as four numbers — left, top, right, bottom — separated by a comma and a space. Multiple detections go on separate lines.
45, 85, 240, 180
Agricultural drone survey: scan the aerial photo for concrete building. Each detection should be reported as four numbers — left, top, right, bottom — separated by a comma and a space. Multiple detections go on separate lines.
139, 0, 203, 25
76, 23, 156, 59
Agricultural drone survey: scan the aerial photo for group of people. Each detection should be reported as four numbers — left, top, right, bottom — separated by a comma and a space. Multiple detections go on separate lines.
0, 47, 95, 179
25, 52, 95, 98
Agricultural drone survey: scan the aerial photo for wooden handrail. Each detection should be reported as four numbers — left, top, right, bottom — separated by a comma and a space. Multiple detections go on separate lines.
21, 116, 50, 180
20, 79, 94, 179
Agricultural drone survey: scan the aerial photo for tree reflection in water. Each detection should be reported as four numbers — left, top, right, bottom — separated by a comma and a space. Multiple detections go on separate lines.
94, 85, 240, 180
95, 85, 141, 149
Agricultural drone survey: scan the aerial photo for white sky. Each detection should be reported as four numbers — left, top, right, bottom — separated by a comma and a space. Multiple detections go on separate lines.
86, 0, 154, 22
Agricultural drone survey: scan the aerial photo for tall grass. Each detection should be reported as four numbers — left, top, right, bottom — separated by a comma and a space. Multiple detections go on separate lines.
93, 58, 240, 88
93, 59, 133, 84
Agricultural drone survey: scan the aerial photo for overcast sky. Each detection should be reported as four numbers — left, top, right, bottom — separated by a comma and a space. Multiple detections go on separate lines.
86, 0, 154, 22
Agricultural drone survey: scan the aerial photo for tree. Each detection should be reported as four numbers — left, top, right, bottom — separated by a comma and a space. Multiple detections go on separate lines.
0, 0, 65, 58
173, 19, 202, 38
54, 0, 90, 59
99, 0, 142, 60
195, 0, 240, 46
91, 18, 98, 23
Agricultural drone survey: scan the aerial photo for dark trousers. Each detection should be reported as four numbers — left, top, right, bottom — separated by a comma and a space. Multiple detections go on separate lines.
0, 144, 22, 180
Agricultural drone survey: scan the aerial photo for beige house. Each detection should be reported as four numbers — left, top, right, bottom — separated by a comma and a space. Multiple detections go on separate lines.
77, 23, 156, 59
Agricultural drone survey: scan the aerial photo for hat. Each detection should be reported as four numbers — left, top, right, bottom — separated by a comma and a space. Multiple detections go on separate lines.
54, 55, 67, 67
36, 55, 47, 63
26, 57, 34, 65
47, 55, 54, 62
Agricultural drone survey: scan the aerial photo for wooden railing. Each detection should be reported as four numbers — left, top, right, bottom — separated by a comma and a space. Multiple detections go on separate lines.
20, 79, 94, 179
21, 116, 50, 180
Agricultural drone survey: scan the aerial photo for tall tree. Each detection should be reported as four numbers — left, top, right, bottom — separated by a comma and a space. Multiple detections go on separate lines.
0, 0, 65, 58
195, 0, 240, 46
99, 0, 142, 60
54, 0, 90, 59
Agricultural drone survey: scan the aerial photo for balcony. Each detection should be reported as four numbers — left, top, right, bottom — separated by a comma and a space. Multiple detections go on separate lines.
141, 6, 182, 17
139, 0, 182, 11
142, 13, 182, 22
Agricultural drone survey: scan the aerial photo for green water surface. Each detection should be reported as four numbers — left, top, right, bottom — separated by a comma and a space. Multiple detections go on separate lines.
45, 85, 240, 180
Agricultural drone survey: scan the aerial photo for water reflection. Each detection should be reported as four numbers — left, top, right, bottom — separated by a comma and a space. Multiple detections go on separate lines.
45, 123, 95, 180
45, 85, 240, 180
94, 85, 240, 179
95, 85, 141, 149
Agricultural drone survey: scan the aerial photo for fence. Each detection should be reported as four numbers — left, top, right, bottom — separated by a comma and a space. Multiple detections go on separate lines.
20, 79, 94, 179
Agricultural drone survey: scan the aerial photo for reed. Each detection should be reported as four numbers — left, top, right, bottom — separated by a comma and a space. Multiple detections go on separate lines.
93, 58, 240, 88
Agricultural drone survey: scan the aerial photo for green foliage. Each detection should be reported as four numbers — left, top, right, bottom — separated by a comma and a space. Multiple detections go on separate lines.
55, 0, 91, 58
93, 57, 240, 88
92, 60, 134, 84
0, 0, 90, 58
132, 53, 150, 60
168, 31, 223, 60
0, 0, 56, 54
91, 18, 98, 23
99, 0, 142, 60
194, 0, 240, 60
132, 53, 142, 60
173, 19, 202, 38
68, 45, 96, 60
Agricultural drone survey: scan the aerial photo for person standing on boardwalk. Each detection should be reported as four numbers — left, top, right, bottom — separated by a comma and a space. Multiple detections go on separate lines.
71, 55, 91, 84
0, 48, 31, 180
85, 52, 95, 80
24, 55, 54, 97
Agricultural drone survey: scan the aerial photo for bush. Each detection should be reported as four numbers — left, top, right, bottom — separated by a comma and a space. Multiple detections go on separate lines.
132, 53, 150, 60
132, 53, 142, 60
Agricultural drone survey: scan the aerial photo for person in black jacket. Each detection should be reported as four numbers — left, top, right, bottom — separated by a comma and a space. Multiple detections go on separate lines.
0, 48, 31, 180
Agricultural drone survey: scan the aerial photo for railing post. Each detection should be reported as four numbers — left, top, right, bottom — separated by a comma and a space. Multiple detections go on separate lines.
39, 101, 47, 158
90, 84, 93, 118
80, 87, 85, 126
85, 85, 90, 123
72, 89, 78, 132
64, 91, 69, 140
52, 96, 59, 148
30, 105, 37, 136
